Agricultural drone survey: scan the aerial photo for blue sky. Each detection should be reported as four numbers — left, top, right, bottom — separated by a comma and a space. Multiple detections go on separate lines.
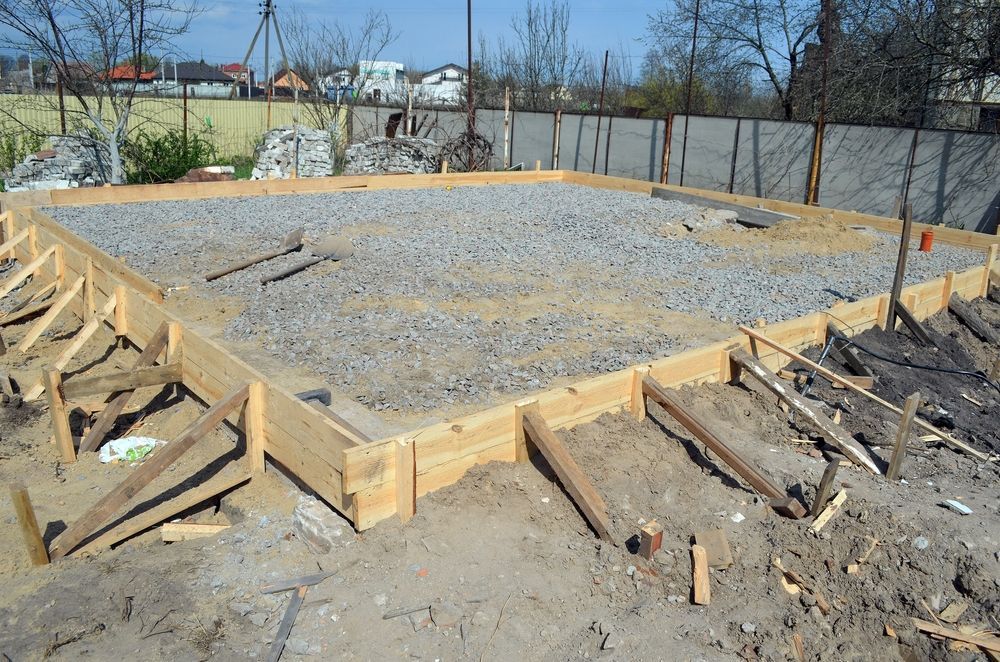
183, 1, 656, 75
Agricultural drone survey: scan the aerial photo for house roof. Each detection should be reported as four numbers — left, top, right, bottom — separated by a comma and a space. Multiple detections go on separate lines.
103, 65, 157, 81
423, 63, 467, 77
157, 61, 232, 83
220, 63, 250, 72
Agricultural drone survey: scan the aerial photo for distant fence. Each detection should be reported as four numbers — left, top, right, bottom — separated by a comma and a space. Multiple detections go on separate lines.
0, 93, 323, 157
354, 105, 1000, 234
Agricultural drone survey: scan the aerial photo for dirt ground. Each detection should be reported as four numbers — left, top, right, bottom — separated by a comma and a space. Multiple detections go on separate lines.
1, 260, 998, 660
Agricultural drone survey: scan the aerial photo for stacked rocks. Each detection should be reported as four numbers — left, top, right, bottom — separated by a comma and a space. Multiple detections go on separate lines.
3, 135, 112, 191
344, 137, 440, 175
251, 126, 333, 180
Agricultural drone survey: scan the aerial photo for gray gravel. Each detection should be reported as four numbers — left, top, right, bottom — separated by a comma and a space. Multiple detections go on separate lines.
45, 183, 986, 416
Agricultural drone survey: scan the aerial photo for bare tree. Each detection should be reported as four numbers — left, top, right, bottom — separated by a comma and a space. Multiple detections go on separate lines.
283, 8, 398, 143
0, 0, 199, 182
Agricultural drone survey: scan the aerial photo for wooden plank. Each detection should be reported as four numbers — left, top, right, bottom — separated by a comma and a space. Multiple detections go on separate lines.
43, 367, 76, 463
73, 470, 250, 555
810, 460, 839, 517
691, 544, 711, 605
17, 274, 85, 352
49, 383, 250, 559
887, 392, 920, 481
161, 522, 230, 542
629, 366, 650, 420
246, 381, 267, 475
825, 322, 874, 384
62, 362, 182, 400
9, 484, 49, 565
267, 585, 307, 662
911, 618, 1000, 652
395, 438, 416, 523
78, 322, 171, 453
513, 399, 539, 463
731, 349, 880, 474
521, 410, 613, 542
810, 489, 847, 532
0, 227, 29, 259
895, 299, 935, 346
948, 293, 999, 344
738, 325, 992, 462
643, 375, 806, 517
694, 529, 734, 569
0, 280, 58, 326
23, 293, 118, 401
0, 244, 56, 299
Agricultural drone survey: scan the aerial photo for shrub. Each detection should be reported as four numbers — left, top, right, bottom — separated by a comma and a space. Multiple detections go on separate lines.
0, 132, 44, 175
123, 129, 218, 184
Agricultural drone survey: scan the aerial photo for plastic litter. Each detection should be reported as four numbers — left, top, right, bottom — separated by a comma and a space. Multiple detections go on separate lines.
99, 436, 164, 464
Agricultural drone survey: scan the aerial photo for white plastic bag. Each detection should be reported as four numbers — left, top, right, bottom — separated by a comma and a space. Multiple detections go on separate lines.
99, 436, 164, 464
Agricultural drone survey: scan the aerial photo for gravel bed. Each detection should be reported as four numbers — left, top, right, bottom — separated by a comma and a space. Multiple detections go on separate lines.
45, 183, 986, 416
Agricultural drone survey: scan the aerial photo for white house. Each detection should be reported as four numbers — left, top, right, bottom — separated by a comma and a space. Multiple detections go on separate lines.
357, 60, 408, 104
414, 63, 467, 106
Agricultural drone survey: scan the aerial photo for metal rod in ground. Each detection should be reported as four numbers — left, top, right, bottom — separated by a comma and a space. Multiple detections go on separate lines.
887, 203, 914, 330
679, 0, 701, 187
591, 49, 609, 174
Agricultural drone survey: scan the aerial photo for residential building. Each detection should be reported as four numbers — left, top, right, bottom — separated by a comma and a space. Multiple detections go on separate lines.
415, 63, 467, 106
150, 60, 239, 98
220, 63, 254, 83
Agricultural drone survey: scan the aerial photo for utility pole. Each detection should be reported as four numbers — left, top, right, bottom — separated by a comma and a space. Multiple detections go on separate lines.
591, 49, 609, 174
679, 0, 701, 187
466, 0, 475, 170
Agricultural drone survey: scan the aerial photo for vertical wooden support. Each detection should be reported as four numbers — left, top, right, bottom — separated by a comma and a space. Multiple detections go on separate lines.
692, 544, 710, 605
513, 399, 539, 463
720, 346, 741, 384
27, 224, 38, 259
2, 213, 14, 260
629, 367, 650, 420
43, 367, 75, 463
902, 291, 919, 326
942, 271, 956, 307
983, 244, 998, 296
810, 460, 839, 517
9, 484, 49, 566
887, 392, 920, 481
84, 257, 95, 321
114, 285, 127, 337
166, 322, 183, 363
53, 244, 65, 287
876, 294, 891, 330
552, 109, 562, 169
535, 159, 542, 171
441, 160, 448, 174
639, 520, 663, 560
887, 203, 914, 330
246, 381, 267, 475
395, 437, 416, 523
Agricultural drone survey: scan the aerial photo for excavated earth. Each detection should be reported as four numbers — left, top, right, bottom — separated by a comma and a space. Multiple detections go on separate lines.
44, 183, 986, 427
0, 264, 997, 660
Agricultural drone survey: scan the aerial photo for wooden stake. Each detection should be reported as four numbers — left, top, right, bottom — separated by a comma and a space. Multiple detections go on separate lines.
521, 410, 613, 541
887, 203, 914, 330
53, 243, 65, 285
810, 489, 847, 532
513, 399, 539, 463
730, 349, 880, 474
887, 392, 920, 481
395, 437, 416, 523
18, 274, 86, 352
643, 374, 807, 517
638, 520, 663, 560
49, 383, 251, 559
535, 159, 542, 171
0, 328, 5, 356
246, 381, 267, 475
629, 366, 650, 420
43, 367, 76, 463
691, 544, 710, 605
738, 326, 989, 462
27, 224, 38, 259
10, 484, 49, 565
114, 285, 127, 337
810, 460, 839, 517
983, 244, 998, 297
84, 257, 95, 321
441, 160, 448, 174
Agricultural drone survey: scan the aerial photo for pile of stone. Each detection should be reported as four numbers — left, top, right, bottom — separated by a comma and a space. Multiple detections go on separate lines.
344, 137, 440, 175
251, 126, 332, 180
3, 135, 112, 191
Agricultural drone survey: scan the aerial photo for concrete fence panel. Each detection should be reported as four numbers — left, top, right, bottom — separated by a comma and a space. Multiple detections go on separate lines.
819, 124, 914, 218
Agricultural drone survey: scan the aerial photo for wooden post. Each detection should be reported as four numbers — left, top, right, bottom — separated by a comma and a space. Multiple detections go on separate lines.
0, 328, 6, 356
114, 285, 127, 337
10, 485, 49, 565
167, 322, 183, 364
887, 392, 920, 481
513, 399, 539, 463
639, 520, 663, 560
535, 159, 542, 171
395, 437, 416, 523
246, 381, 267, 475
660, 113, 674, 185
810, 460, 839, 517
629, 367, 650, 420
692, 544, 710, 605
503, 86, 511, 169
84, 257, 95, 321
53, 243, 65, 286
441, 161, 449, 174
887, 203, 914, 330
983, 244, 998, 297
990, 358, 999, 381
552, 109, 562, 170
43, 367, 75, 463
2, 213, 14, 260
27, 224, 38, 259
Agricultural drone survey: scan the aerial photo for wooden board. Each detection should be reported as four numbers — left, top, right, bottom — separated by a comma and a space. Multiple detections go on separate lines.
161, 522, 230, 541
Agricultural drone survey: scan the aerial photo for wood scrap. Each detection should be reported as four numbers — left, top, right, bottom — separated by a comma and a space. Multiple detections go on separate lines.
811, 461, 839, 517
910, 618, 1000, 652
948, 293, 999, 344
260, 568, 344, 594
643, 374, 806, 517
691, 544, 710, 605
267, 584, 307, 662
10, 484, 49, 565
520, 410, 613, 542
887, 392, 920, 481
694, 529, 733, 569
939, 601, 969, 624
810, 489, 847, 532
0, 244, 56, 298
638, 520, 663, 560
772, 557, 830, 615
730, 349, 879, 474
737, 326, 992, 462
161, 522, 229, 542
791, 633, 806, 661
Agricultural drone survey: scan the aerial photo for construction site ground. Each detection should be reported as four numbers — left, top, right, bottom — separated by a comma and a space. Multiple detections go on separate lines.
1, 278, 998, 660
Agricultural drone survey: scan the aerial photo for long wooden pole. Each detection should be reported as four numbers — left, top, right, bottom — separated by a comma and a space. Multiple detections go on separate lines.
887, 203, 914, 330
591, 49, 609, 175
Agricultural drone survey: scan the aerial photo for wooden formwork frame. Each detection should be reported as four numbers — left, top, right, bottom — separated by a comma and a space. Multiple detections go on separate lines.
1, 171, 997, 534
